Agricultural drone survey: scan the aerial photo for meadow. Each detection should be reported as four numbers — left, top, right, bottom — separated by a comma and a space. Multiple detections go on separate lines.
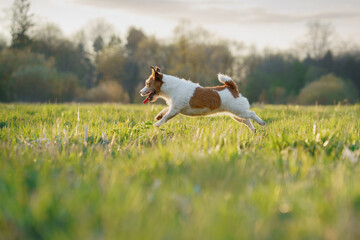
0, 103, 360, 240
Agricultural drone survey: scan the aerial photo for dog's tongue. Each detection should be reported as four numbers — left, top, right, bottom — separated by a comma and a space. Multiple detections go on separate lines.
143, 95, 150, 104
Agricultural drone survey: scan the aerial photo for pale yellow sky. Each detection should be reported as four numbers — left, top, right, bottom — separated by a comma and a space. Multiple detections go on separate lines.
1, 0, 359, 49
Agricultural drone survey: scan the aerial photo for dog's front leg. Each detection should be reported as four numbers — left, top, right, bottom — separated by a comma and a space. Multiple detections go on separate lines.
154, 108, 179, 127
155, 107, 169, 120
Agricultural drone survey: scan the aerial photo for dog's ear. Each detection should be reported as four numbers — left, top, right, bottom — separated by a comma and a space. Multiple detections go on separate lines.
150, 66, 163, 82
150, 66, 161, 74
150, 66, 162, 79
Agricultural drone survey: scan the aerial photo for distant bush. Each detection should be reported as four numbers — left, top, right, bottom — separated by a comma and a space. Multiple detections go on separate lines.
0, 49, 82, 102
84, 81, 130, 103
304, 65, 328, 84
0, 49, 50, 101
296, 74, 358, 105
10, 65, 80, 102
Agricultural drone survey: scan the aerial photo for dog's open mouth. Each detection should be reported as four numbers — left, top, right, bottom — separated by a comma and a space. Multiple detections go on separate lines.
142, 91, 156, 104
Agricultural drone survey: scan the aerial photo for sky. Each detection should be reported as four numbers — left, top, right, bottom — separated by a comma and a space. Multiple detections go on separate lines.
1, 0, 360, 49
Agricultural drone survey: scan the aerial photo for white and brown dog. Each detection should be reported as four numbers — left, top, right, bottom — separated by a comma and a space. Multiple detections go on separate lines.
140, 66, 265, 132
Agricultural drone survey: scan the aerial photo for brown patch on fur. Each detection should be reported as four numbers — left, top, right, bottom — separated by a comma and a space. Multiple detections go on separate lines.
155, 114, 163, 120
155, 108, 168, 120
189, 87, 221, 110
208, 84, 239, 98
224, 81, 239, 97
146, 67, 163, 93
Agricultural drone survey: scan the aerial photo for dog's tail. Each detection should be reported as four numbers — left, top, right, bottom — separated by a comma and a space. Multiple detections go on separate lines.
217, 73, 239, 92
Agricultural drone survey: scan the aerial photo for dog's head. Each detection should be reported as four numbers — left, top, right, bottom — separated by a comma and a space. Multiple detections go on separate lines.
139, 66, 163, 104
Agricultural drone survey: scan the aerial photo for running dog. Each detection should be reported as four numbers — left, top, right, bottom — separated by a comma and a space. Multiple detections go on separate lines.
139, 66, 265, 132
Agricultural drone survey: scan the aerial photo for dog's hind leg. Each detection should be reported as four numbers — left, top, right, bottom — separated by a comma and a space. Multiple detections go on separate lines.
238, 111, 265, 126
231, 115, 256, 133
155, 107, 169, 120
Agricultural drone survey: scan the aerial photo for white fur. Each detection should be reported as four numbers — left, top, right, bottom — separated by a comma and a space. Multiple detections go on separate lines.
139, 86, 151, 96
217, 73, 233, 83
146, 73, 265, 132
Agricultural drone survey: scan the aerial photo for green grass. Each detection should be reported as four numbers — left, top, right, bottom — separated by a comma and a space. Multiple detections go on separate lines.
1, 103, 360, 240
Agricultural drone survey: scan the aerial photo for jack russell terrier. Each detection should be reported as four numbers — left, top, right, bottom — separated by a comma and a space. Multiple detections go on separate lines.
140, 66, 265, 132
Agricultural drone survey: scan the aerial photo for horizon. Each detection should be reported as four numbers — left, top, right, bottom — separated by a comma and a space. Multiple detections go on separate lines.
1, 0, 360, 50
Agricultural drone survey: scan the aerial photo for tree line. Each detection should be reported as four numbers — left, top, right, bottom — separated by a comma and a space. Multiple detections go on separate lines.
0, 0, 359, 104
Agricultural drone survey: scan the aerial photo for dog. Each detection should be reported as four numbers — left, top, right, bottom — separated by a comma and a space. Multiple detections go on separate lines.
139, 66, 265, 132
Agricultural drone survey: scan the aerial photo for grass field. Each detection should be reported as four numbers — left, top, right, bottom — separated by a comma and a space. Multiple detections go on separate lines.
0, 103, 360, 240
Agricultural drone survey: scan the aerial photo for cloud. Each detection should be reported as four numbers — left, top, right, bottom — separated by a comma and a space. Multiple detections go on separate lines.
75, 0, 360, 25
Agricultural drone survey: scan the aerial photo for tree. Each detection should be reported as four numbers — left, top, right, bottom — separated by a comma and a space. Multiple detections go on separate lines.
93, 35, 104, 53
10, 0, 34, 49
87, 19, 114, 50
169, 21, 234, 86
0, 36, 7, 50
333, 51, 360, 94
300, 20, 334, 59
126, 27, 146, 55
32, 23, 63, 46
242, 52, 307, 104
96, 47, 125, 83
30, 23, 63, 60
108, 35, 121, 49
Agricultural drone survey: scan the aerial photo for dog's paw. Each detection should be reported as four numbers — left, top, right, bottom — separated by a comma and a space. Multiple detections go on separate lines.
153, 121, 161, 127
260, 121, 266, 126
